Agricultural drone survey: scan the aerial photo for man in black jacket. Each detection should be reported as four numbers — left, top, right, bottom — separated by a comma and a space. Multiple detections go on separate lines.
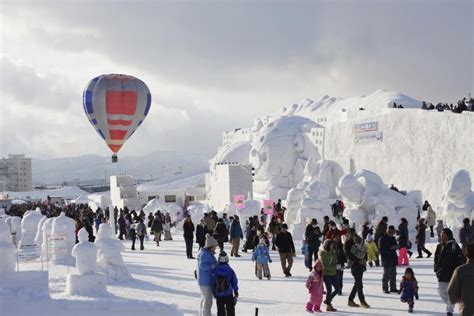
379, 225, 399, 294
434, 228, 464, 316
344, 228, 370, 308
182, 215, 195, 259
275, 223, 296, 277
305, 218, 322, 271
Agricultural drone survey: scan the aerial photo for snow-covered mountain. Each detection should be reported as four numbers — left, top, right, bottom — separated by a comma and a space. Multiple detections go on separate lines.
32, 151, 211, 185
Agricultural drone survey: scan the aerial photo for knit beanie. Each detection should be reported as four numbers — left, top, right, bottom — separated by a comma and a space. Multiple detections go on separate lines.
366, 234, 373, 242
205, 233, 218, 248
218, 250, 229, 263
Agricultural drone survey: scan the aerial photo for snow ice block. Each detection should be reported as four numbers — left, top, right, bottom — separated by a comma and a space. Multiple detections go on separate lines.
65, 272, 108, 297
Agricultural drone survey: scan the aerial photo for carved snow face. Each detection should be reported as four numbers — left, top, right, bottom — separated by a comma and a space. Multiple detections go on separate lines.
250, 116, 314, 181
337, 174, 364, 204
445, 170, 472, 201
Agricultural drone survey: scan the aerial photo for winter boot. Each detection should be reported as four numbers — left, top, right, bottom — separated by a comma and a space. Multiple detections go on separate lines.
360, 301, 370, 308
375, 260, 380, 267
306, 303, 314, 313
348, 301, 360, 307
326, 304, 337, 312
408, 304, 414, 313
369, 262, 373, 267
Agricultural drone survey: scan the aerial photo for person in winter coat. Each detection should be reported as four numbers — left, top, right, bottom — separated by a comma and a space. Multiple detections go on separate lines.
416, 218, 432, 258
203, 213, 215, 233
379, 225, 399, 294
361, 221, 372, 241
212, 251, 239, 316
333, 234, 347, 295
136, 218, 147, 250
319, 239, 339, 312
398, 218, 410, 266
365, 234, 379, 267
459, 218, 472, 253
305, 259, 324, 313
242, 217, 257, 252
151, 214, 163, 246
251, 238, 272, 280
305, 219, 322, 271
434, 228, 465, 316
196, 219, 208, 250
163, 213, 173, 240
268, 216, 281, 250
183, 215, 195, 259
374, 216, 388, 245
213, 218, 228, 251
436, 220, 444, 243
325, 221, 343, 240
147, 212, 154, 228
197, 234, 218, 316
448, 242, 474, 316
426, 206, 437, 238
398, 267, 419, 313
345, 230, 370, 308
118, 214, 127, 240
274, 223, 296, 277
229, 215, 243, 257
130, 218, 138, 250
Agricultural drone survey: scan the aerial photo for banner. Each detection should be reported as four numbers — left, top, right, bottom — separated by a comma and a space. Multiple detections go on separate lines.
353, 121, 383, 144
233, 195, 245, 209
263, 200, 274, 215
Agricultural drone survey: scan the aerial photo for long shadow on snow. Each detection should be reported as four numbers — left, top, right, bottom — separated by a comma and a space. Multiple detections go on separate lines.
116, 277, 200, 298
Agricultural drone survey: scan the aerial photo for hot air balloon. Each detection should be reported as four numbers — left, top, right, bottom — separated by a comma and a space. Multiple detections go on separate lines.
83, 74, 151, 162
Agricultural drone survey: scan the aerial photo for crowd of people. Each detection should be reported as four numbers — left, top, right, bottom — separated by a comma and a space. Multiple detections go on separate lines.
390, 95, 474, 113
5, 198, 474, 316
193, 203, 474, 316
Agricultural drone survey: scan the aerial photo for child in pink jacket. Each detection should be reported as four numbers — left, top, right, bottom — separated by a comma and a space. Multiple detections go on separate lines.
305, 259, 324, 313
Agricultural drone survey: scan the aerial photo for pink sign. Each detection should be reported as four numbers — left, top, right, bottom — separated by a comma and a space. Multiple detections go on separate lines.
233, 195, 245, 209
263, 200, 274, 215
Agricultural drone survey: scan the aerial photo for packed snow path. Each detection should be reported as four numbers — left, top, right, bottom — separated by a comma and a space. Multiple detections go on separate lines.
6, 232, 450, 316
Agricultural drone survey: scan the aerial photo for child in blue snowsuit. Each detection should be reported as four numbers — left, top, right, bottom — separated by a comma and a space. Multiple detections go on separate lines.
251, 238, 272, 280
398, 267, 419, 313
212, 251, 239, 316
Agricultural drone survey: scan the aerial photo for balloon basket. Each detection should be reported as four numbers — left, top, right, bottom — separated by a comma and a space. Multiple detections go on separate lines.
112, 154, 118, 163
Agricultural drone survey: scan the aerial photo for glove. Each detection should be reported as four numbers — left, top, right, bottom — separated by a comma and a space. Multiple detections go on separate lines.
415, 293, 419, 300
269, 259, 272, 263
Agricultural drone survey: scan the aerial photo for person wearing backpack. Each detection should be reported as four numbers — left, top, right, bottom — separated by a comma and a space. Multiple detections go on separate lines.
434, 228, 465, 316
136, 218, 147, 251
212, 251, 239, 316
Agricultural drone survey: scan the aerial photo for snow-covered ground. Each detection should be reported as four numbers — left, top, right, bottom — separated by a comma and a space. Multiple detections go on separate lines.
3, 231, 451, 316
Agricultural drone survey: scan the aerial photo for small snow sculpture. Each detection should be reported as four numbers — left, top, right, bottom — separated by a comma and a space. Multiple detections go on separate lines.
37, 218, 54, 260
95, 223, 130, 281
337, 170, 418, 240
0, 220, 16, 272
5, 216, 22, 247
441, 170, 474, 235
66, 228, 107, 296
19, 207, 45, 249
51, 212, 76, 264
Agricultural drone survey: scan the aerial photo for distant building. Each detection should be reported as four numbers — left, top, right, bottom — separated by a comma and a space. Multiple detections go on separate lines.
206, 163, 253, 212
0, 154, 32, 192
110, 175, 142, 211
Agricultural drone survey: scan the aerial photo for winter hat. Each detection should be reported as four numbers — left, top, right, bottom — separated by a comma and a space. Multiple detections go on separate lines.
366, 234, 373, 242
205, 233, 218, 248
218, 251, 229, 263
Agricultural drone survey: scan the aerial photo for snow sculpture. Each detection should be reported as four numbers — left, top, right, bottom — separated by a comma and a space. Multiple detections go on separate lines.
34, 216, 48, 250
0, 220, 16, 272
51, 212, 76, 264
441, 170, 474, 234
66, 228, 107, 296
337, 170, 418, 239
37, 217, 54, 260
285, 157, 345, 238
95, 223, 131, 281
249, 115, 321, 201
5, 216, 22, 247
291, 181, 333, 239
19, 207, 45, 250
